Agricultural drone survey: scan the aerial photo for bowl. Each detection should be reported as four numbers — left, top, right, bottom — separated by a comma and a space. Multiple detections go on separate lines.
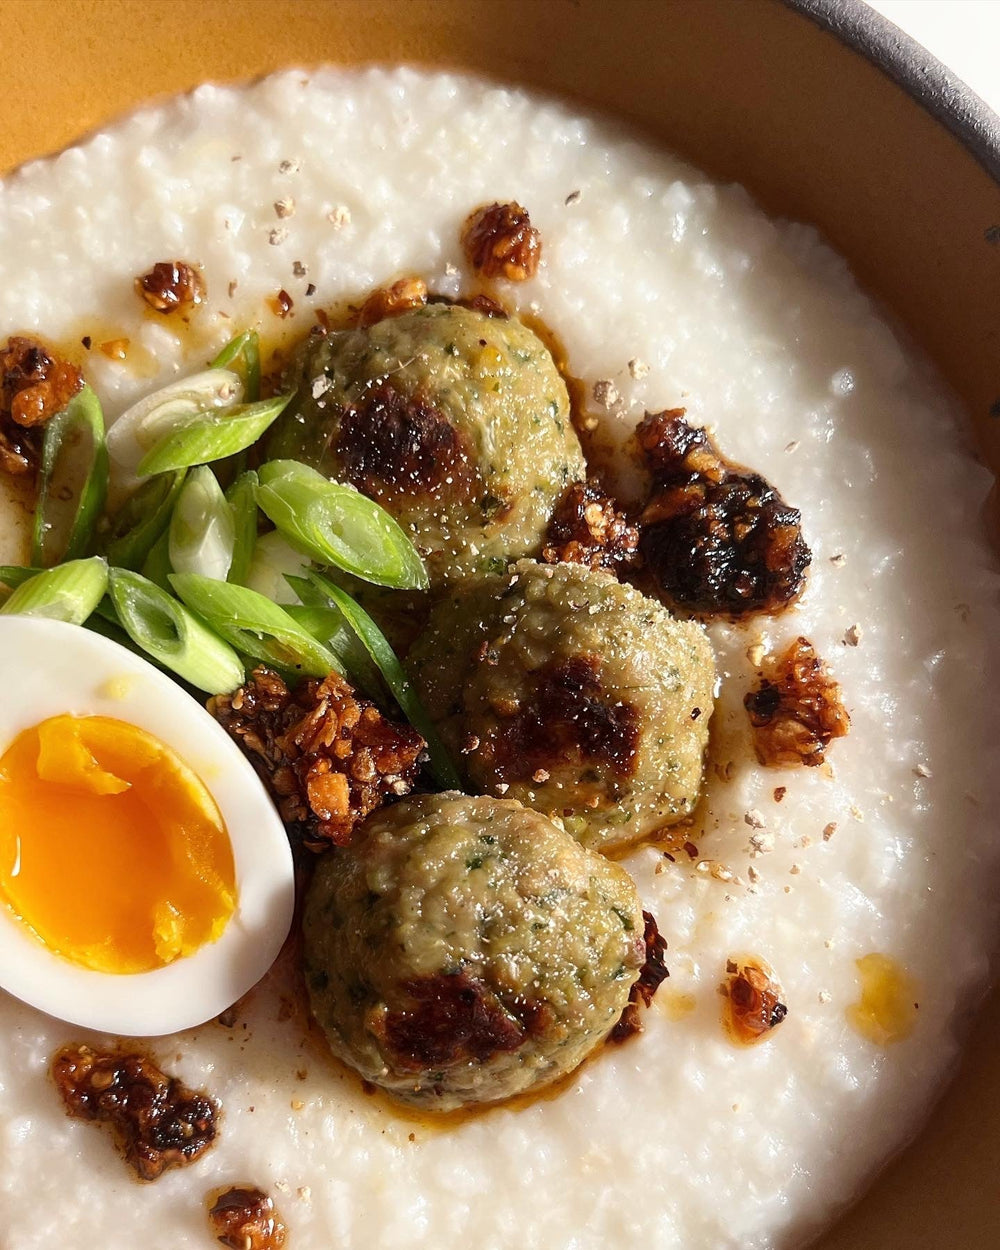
1, 1, 997, 1245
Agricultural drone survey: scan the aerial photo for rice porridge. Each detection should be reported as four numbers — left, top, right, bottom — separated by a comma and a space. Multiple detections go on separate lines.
0, 67, 998, 1250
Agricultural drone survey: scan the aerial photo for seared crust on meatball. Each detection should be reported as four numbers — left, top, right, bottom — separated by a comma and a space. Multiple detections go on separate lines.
303, 792, 644, 1110
637, 409, 810, 618
408, 559, 715, 853
335, 380, 478, 506
744, 636, 849, 767
268, 303, 585, 584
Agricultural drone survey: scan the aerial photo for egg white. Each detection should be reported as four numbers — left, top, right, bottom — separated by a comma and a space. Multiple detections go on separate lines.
0, 615, 295, 1036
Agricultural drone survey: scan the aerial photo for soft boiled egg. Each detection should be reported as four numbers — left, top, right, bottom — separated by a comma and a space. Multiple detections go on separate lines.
0, 614, 294, 1036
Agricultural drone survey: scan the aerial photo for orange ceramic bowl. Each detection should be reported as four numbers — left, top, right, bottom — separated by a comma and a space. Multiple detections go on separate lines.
1, 2, 997, 1245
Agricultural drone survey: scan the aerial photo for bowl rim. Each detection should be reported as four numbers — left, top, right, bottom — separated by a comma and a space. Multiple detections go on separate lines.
790, 0, 1000, 184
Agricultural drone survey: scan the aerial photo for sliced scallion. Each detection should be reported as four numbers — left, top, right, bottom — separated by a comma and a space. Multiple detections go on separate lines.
225, 470, 259, 586
283, 574, 385, 700
106, 369, 244, 481
32, 385, 108, 568
256, 459, 429, 590
141, 530, 173, 592
168, 465, 235, 581
245, 529, 312, 604
169, 572, 340, 680
307, 569, 461, 788
108, 568, 244, 694
0, 565, 40, 591
137, 394, 292, 477
0, 556, 108, 625
211, 330, 261, 402
102, 469, 187, 570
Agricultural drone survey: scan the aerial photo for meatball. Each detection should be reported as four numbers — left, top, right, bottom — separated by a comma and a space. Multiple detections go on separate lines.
267, 304, 586, 584
303, 792, 644, 1110
408, 560, 715, 854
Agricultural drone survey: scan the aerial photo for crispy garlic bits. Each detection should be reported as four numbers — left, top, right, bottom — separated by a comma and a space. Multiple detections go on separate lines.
210, 666, 424, 850
745, 636, 850, 768
461, 201, 541, 282
52, 1043, 218, 1181
135, 260, 205, 313
722, 959, 788, 1046
637, 409, 810, 618
0, 335, 83, 474
207, 1187, 287, 1250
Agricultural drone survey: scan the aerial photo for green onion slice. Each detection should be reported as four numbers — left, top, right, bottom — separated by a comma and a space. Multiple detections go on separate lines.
245, 529, 312, 604
137, 393, 292, 478
225, 470, 259, 586
307, 569, 461, 788
256, 459, 428, 590
108, 568, 245, 694
0, 557, 108, 625
32, 385, 109, 568
103, 469, 187, 570
169, 572, 339, 680
141, 530, 173, 592
0, 565, 40, 591
211, 330, 261, 402
283, 587, 384, 699
168, 465, 235, 582
106, 369, 244, 480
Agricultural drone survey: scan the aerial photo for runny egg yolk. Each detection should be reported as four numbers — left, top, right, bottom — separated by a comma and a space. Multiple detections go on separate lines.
0, 714, 236, 975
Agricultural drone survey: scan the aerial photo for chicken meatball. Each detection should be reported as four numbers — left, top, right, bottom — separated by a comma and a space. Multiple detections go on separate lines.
408, 560, 715, 853
303, 792, 644, 1110
267, 303, 586, 584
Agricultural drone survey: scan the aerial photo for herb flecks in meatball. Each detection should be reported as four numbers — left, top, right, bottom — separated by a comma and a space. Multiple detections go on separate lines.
209, 666, 424, 849
610, 911, 670, 1042
744, 636, 849, 767
722, 959, 788, 1045
543, 479, 640, 573
409, 560, 715, 853
0, 336, 83, 474
135, 260, 206, 313
357, 276, 428, 327
637, 409, 810, 618
336, 380, 478, 505
51, 1043, 217, 1181
269, 304, 584, 585
207, 1186, 287, 1250
304, 792, 644, 1110
462, 202, 541, 282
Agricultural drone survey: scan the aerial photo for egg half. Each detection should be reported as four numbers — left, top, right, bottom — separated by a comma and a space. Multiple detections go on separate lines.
0, 615, 294, 1035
